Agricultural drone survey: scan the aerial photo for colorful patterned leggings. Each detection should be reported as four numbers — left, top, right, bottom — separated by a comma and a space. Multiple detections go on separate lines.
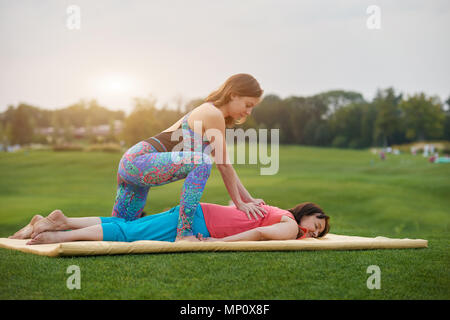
112, 140, 212, 237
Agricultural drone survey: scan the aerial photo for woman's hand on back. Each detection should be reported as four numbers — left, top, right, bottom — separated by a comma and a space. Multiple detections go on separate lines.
240, 195, 266, 207
250, 198, 266, 206
235, 200, 267, 220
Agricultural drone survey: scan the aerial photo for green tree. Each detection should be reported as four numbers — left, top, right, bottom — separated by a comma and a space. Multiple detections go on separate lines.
313, 90, 366, 119
62, 117, 74, 143
400, 93, 445, 141
312, 122, 332, 146
373, 88, 403, 147
10, 104, 34, 145
107, 118, 117, 143
121, 95, 165, 146
286, 96, 327, 145
0, 122, 12, 151
252, 94, 284, 129
50, 112, 62, 145
443, 96, 450, 141
328, 104, 357, 148
360, 103, 378, 147
63, 101, 89, 127
327, 102, 376, 149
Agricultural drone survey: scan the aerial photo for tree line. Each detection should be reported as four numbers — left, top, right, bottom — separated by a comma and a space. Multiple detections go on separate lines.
247, 88, 449, 149
0, 88, 449, 150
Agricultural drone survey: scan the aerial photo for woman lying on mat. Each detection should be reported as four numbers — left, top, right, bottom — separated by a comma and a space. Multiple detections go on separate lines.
9, 202, 330, 245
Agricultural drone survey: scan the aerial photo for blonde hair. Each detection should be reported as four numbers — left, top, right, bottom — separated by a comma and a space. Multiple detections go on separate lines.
204, 73, 264, 127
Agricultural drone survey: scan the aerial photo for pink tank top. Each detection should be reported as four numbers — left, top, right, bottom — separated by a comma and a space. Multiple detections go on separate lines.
200, 203, 308, 239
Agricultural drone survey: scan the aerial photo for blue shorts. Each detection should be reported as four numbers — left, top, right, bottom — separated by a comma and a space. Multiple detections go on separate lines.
101, 204, 210, 242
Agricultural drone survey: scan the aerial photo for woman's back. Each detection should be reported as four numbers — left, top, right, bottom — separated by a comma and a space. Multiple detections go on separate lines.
161, 103, 219, 134
144, 103, 216, 152
200, 203, 295, 238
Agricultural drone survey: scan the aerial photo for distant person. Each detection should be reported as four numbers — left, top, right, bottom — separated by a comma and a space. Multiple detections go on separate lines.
429, 152, 440, 163
423, 144, 429, 157
380, 151, 386, 160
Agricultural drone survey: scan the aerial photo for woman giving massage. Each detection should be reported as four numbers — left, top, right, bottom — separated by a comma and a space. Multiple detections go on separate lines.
9, 201, 330, 244
107, 73, 268, 241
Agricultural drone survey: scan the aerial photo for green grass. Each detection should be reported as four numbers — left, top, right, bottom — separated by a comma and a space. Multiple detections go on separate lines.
0, 145, 449, 299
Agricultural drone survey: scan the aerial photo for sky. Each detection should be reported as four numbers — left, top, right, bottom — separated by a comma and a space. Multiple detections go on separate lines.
0, 0, 449, 115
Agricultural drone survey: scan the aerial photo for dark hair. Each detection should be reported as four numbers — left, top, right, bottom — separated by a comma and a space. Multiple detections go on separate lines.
287, 202, 330, 238
204, 73, 264, 127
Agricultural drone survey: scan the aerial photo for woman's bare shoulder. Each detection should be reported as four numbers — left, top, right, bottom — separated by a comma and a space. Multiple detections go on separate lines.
280, 214, 297, 224
190, 103, 225, 127
278, 216, 300, 239
192, 102, 222, 116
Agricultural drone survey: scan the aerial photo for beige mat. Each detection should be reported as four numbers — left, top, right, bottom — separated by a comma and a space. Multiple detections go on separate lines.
0, 233, 428, 257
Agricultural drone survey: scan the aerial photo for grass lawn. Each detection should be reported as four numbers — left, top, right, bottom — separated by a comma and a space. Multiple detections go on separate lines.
0, 145, 449, 299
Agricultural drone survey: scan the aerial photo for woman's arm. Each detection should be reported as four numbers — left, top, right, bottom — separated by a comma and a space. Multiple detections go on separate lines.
233, 168, 253, 203
233, 169, 266, 206
216, 164, 263, 205
221, 165, 264, 206
204, 219, 299, 242
202, 111, 241, 202
225, 170, 265, 207
216, 163, 243, 205
216, 164, 266, 219
204, 111, 265, 219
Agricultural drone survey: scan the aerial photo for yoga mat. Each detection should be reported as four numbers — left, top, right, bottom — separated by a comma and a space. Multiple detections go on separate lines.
0, 233, 428, 257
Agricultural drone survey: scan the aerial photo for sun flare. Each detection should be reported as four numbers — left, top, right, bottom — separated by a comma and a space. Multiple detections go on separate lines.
94, 74, 134, 94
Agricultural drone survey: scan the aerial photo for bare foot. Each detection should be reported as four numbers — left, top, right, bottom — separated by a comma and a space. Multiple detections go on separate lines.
30, 210, 68, 238
9, 215, 44, 239
26, 231, 65, 245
